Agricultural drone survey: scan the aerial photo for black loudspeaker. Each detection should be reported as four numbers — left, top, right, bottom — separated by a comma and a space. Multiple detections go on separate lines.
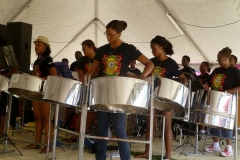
0, 24, 7, 40
7, 22, 32, 73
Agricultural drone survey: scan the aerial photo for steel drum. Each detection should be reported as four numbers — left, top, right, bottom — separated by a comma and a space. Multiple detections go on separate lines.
43, 76, 82, 107
172, 92, 196, 121
193, 89, 236, 117
0, 74, 8, 92
72, 71, 79, 80
8, 73, 45, 101
89, 76, 150, 114
189, 89, 236, 130
153, 77, 189, 112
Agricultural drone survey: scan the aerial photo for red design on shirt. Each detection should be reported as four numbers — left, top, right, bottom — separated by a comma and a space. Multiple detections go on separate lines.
151, 66, 166, 78
33, 65, 41, 77
102, 54, 122, 76
210, 74, 226, 91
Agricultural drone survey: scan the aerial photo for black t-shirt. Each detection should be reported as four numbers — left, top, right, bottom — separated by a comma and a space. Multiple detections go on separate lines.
70, 60, 79, 71
209, 67, 240, 91
128, 68, 141, 75
78, 56, 94, 74
150, 57, 182, 79
181, 67, 196, 75
33, 55, 55, 78
198, 73, 210, 85
95, 43, 142, 77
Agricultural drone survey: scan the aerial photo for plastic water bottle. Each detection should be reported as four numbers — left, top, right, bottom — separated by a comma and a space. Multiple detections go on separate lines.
15, 120, 19, 131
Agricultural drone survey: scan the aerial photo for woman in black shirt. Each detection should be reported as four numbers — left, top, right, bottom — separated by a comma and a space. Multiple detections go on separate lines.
83, 20, 153, 160
24, 36, 57, 154
198, 61, 211, 87
198, 61, 211, 136
135, 36, 187, 160
205, 47, 240, 157
66, 40, 98, 143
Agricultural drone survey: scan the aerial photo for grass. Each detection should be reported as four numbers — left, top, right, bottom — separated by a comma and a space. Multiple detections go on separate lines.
130, 150, 176, 160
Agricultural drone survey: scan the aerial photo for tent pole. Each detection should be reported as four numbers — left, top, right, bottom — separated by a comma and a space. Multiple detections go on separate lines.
94, 0, 98, 46
9, 0, 33, 22
156, 0, 210, 62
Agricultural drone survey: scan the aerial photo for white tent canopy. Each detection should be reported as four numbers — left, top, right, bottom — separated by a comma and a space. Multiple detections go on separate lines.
1, 0, 240, 69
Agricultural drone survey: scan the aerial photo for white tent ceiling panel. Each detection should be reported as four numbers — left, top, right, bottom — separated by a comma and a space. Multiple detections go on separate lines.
161, 0, 240, 63
0, 0, 240, 66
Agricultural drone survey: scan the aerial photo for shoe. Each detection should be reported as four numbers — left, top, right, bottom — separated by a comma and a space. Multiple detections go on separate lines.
199, 130, 205, 140
220, 148, 233, 157
205, 144, 221, 152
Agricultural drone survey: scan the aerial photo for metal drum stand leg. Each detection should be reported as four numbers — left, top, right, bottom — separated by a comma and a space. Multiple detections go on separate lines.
78, 75, 90, 160
0, 93, 22, 155
51, 103, 60, 160
234, 90, 238, 160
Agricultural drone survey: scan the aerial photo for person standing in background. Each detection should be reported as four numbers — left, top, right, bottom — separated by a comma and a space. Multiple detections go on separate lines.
128, 60, 141, 75
70, 51, 83, 71
62, 58, 69, 66
230, 55, 238, 67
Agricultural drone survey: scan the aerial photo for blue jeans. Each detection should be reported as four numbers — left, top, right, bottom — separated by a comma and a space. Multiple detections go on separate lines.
210, 128, 233, 139
96, 111, 130, 160
84, 138, 96, 150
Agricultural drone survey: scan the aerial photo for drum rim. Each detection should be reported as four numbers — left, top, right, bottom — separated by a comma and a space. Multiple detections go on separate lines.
90, 76, 148, 84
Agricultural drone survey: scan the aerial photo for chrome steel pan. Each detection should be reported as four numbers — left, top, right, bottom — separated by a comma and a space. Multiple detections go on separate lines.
189, 111, 235, 130
89, 77, 150, 114
0, 75, 8, 92
172, 92, 196, 120
193, 89, 236, 118
72, 71, 79, 80
8, 73, 45, 101
153, 77, 189, 112
43, 76, 82, 107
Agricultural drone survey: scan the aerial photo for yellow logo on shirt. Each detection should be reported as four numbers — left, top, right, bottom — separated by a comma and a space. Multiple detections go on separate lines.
102, 55, 122, 76
211, 74, 226, 91
152, 66, 166, 78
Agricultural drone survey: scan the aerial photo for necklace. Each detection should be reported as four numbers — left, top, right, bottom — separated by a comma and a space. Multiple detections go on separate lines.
37, 56, 46, 65
155, 57, 163, 67
110, 46, 118, 55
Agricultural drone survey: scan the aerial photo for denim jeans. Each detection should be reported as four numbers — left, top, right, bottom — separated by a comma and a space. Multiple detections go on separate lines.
84, 138, 96, 150
210, 127, 233, 139
96, 111, 130, 160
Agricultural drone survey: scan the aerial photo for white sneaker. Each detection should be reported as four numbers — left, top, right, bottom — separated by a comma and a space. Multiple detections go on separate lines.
220, 148, 233, 157
205, 144, 221, 152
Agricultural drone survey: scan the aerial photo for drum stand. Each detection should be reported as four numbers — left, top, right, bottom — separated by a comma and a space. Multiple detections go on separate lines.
77, 75, 155, 160
173, 122, 204, 156
0, 93, 22, 155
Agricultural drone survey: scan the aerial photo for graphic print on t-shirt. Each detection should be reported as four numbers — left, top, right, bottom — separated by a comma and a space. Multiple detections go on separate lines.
211, 74, 226, 91
152, 66, 166, 78
102, 54, 122, 76
33, 65, 41, 77
84, 63, 92, 72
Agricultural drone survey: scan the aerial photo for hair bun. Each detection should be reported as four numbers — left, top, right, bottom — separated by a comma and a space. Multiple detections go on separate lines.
221, 47, 232, 55
119, 21, 127, 30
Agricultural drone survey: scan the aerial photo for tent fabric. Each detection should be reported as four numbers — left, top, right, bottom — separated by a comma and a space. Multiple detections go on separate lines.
0, 0, 240, 67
